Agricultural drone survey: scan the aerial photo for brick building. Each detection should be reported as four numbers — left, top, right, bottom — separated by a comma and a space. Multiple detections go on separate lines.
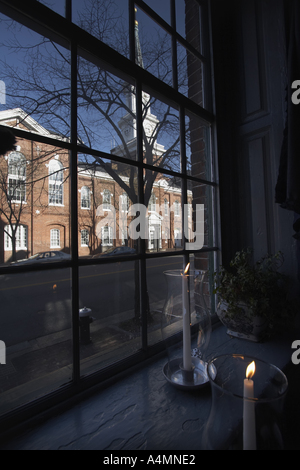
0, 108, 191, 264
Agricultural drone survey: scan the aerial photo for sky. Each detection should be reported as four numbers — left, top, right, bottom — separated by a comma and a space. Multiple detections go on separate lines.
0, 0, 190, 157
36, 0, 186, 37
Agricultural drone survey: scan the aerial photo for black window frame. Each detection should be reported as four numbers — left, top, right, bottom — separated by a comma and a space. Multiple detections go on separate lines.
0, 0, 220, 430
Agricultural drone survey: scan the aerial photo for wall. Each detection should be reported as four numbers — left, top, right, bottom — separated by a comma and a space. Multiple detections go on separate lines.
211, 0, 299, 294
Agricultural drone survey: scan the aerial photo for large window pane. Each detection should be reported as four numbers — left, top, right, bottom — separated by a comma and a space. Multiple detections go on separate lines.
0, 14, 71, 139
186, 112, 212, 182
187, 181, 215, 252
144, 170, 183, 254
0, 269, 72, 415
178, 44, 204, 106
74, 0, 129, 58
0, 137, 70, 266
136, 9, 173, 86
142, 91, 181, 173
147, 255, 184, 346
79, 262, 140, 376
78, 155, 138, 258
177, 0, 202, 54
141, 1, 170, 24
77, 55, 136, 159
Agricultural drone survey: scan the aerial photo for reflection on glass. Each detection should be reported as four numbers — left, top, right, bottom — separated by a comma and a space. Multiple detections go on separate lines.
79, 262, 141, 375
147, 255, 184, 346
178, 44, 204, 106
187, 182, 214, 251
78, 155, 138, 257
0, 13, 71, 139
0, 269, 72, 415
77, 56, 136, 158
142, 92, 180, 173
186, 112, 211, 181
177, 0, 202, 54
0, 136, 70, 266
74, 0, 129, 57
142, 0, 170, 24
144, 171, 183, 254
136, 9, 173, 86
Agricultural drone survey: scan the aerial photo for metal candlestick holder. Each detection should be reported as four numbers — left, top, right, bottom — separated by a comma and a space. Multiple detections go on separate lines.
161, 269, 212, 390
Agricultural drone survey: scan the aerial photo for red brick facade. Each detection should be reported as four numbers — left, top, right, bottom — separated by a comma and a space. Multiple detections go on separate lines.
0, 110, 191, 264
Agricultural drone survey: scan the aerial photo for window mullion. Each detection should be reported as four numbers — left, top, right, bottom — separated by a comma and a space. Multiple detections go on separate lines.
70, 36, 80, 385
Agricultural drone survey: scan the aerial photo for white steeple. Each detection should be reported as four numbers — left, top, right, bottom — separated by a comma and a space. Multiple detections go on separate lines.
112, 10, 165, 159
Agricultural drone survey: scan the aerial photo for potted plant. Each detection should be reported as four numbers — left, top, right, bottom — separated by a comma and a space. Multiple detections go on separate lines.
214, 249, 294, 342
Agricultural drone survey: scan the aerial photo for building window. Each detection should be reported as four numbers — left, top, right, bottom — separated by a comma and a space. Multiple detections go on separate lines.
81, 186, 91, 209
149, 193, 156, 212
49, 160, 64, 205
0, 0, 219, 421
81, 229, 89, 247
103, 190, 111, 211
102, 226, 113, 246
164, 198, 168, 216
50, 229, 61, 248
174, 200, 180, 217
4, 225, 27, 251
7, 151, 26, 203
120, 193, 129, 212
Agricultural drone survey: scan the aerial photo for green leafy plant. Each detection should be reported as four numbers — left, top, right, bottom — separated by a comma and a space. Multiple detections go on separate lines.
214, 249, 294, 329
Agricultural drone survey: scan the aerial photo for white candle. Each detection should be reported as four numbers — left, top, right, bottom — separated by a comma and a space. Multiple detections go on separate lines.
243, 361, 257, 451
182, 263, 192, 371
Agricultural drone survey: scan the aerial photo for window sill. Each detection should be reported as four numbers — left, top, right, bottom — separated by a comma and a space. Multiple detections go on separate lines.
0, 322, 298, 450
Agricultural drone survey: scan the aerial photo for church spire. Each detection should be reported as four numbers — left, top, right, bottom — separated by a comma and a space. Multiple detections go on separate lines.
134, 8, 144, 68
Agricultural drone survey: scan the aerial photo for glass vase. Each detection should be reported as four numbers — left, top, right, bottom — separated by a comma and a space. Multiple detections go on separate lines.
161, 269, 212, 390
202, 354, 288, 450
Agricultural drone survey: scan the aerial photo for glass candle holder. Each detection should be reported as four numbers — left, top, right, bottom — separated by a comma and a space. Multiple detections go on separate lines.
202, 354, 288, 450
161, 269, 212, 390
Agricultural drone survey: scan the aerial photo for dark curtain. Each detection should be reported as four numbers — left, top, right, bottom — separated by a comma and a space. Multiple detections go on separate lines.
275, 0, 300, 214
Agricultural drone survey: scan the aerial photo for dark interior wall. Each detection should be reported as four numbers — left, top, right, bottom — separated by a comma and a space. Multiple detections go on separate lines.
210, 0, 299, 292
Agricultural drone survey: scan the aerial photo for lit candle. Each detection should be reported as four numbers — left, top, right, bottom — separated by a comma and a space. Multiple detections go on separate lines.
243, 361, 257, 450
182, 263, 192, 371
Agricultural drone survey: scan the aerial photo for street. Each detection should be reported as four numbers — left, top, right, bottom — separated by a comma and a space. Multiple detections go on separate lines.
0, 256, 184, 347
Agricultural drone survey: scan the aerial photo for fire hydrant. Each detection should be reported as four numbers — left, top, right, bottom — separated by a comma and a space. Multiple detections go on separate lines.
79, 307, 94, 344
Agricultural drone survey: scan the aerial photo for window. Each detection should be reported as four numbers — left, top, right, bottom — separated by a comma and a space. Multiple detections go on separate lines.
81, 186, 91, 209
49, 159, 64, 205
149, 193, 156, 212
7, 151, 26, 203
50, 229, 60, 248
81, 229, 89, 247
103, 190, 111, 211
120, 193, 129, 212
102, 226, 113, 246
4, 225, 27, 251
0, 0, 219, 423
164, 198, 169, 216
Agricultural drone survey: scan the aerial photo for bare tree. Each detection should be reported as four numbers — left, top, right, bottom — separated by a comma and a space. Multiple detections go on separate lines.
0, 0, 188, 321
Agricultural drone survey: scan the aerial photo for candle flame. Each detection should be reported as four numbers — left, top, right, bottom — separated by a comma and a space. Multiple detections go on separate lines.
184, 263, 191, 275
246, 361, 256, 380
